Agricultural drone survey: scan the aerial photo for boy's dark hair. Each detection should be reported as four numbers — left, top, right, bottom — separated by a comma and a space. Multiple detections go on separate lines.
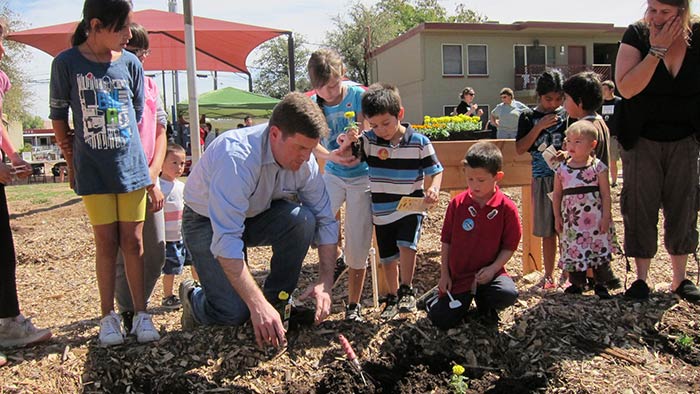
462, 142, 503, 175
128, 23, 149, 50
237, 123, 245, 128
243, 115, 252, 122
563, 71, 603, 111
72, 0, 133, 46
166, 143, 186, 156
362, 83, 402, 118
269, 92, 329, 139
536, 69, 564, 96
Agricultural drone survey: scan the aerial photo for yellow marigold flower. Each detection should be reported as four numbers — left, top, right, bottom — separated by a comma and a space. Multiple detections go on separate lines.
278, 291, 289, 301
453, 364, 465, 376
344, 111, 355, 119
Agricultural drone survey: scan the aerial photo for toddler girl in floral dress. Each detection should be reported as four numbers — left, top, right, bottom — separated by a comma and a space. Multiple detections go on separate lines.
552, 121, 620, 299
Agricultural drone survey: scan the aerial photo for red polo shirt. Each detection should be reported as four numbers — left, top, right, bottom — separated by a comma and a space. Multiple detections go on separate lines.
441, 186, 522, 294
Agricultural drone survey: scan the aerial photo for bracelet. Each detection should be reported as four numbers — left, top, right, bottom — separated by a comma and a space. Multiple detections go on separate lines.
650, 45, 668, 53
648, 48, 666, 59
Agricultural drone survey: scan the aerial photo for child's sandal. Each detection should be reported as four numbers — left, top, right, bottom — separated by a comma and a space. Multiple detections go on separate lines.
543, 277, 556, 290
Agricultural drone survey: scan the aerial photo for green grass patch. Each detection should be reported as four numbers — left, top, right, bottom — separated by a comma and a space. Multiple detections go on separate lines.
5, 182, 76, 205
676, 334, 695, 350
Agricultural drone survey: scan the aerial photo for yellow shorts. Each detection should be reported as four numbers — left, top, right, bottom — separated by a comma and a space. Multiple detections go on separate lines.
82, 188, 148, 226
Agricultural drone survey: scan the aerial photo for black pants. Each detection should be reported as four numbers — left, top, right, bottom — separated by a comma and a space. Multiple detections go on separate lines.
0, 184, 20, 318
427, 275, 518, 330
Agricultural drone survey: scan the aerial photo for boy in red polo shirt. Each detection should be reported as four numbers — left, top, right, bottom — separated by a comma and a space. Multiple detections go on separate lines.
428, 142, 521, 330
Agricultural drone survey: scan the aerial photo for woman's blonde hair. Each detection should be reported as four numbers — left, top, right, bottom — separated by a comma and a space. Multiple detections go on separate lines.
307, 49, 345, 89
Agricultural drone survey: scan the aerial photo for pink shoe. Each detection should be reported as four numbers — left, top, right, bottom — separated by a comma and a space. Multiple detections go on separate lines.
542, 277, 556, 290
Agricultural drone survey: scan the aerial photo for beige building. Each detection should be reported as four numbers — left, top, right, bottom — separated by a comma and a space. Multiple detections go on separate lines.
368, 21, 627, 125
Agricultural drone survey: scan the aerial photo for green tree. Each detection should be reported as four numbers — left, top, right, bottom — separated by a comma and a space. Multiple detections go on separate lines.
325, 0, 485, 85
22, 114, 44, 129
376, 0, 448, 32
251, 34, 311, 99
325, 2, 400, 86
0, 1, 32, 122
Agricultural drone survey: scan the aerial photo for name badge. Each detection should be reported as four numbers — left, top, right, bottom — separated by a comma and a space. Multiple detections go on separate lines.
487, 209, 499, 220
462, 218, 475, 232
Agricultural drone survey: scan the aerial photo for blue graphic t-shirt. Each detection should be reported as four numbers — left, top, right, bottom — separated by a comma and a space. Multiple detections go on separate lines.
312, 84, 368, 179
516, 107, 568, 178
49, 47, 150, 195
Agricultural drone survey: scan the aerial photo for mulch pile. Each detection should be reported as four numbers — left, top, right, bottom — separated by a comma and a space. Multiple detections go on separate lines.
1, 186, 699, 393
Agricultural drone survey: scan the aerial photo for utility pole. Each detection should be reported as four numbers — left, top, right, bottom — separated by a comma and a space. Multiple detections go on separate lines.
286, 32, 295, 92
183, 0, 201, 164
169, 0, 180, 121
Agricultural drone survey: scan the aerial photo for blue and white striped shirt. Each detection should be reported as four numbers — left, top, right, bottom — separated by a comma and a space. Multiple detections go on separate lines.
362, 125, 443, 225
184, 124, 339, 260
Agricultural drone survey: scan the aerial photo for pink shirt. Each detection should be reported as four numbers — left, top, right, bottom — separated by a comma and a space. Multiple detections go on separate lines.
0, 70, 11, 148
139, 77, 159, 165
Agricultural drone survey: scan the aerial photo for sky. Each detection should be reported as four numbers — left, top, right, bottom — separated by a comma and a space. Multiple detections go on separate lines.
7, 0, 699, 120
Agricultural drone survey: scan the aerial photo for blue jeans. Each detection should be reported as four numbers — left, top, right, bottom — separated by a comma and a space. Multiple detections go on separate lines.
182, 200, 316, 326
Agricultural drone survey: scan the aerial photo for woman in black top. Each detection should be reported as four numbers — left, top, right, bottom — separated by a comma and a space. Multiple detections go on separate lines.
453, 87, 484, 117
615, 0, 700, 303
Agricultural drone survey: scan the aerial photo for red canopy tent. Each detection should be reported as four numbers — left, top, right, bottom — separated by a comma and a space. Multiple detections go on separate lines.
8, 9, 290, 77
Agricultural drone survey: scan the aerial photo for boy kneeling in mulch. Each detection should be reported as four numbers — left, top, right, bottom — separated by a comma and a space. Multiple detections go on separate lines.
427, 142, 521, 330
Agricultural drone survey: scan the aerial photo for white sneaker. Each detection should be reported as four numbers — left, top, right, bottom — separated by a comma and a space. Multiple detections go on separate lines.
0, 314, 52, 348
99, 311, 125, 347
131, 312, 160, 343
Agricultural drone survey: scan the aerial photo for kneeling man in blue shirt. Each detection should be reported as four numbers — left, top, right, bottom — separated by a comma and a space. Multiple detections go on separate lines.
180, 92, 340, 349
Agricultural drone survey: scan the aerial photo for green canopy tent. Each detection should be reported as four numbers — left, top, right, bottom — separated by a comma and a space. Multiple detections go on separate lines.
177, 87, 280, 119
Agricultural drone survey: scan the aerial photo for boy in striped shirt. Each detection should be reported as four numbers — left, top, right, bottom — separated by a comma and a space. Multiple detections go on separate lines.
359, 83, 443, 320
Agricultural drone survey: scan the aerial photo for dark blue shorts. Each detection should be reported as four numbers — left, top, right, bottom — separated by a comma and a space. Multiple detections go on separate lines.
375, 214, 423, 263
163, 240, 187, 275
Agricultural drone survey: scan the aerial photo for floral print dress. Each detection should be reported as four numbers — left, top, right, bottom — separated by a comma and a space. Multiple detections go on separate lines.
557, 158, 620, 272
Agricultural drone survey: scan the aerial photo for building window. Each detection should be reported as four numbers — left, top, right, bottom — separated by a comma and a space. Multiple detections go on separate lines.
547, 46, 556, 65
467, 45, 488, 75
514, 44, 547, 70
442, 44, 463, 76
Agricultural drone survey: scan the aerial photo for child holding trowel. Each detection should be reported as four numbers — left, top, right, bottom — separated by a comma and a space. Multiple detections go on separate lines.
427, 142, 521, 330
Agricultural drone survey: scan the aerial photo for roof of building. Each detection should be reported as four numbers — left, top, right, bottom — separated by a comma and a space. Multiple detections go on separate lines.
370, 21, 628, 57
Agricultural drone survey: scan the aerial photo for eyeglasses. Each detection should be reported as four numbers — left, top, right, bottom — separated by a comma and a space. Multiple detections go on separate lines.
466, 92, 475, 96
125, 48, 151, 58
